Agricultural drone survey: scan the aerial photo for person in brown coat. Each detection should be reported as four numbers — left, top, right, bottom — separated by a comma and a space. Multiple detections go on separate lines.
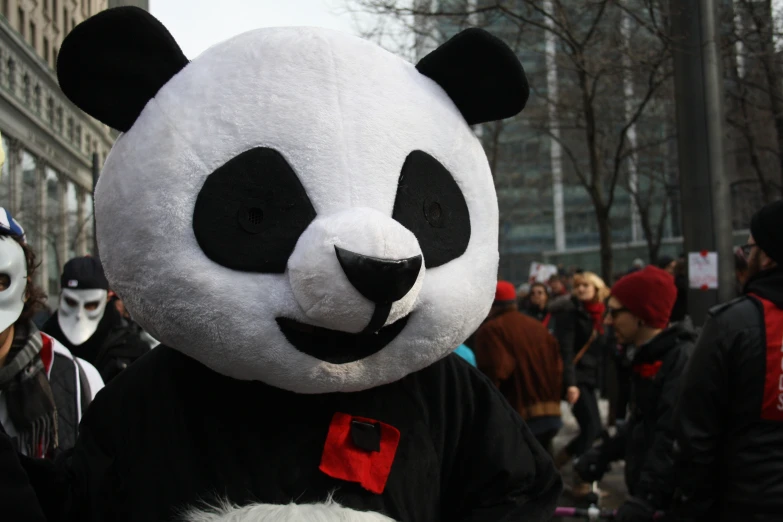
475, 280, 564, 453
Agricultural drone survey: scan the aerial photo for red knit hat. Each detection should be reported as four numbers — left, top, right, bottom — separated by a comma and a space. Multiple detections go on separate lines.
495, 281, 517, 303
610, 266, 677, 329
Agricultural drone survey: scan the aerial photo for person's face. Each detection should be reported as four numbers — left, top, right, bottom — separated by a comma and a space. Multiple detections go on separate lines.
574, 280, 596, 302
604, 296, 638, 345
744, 234, 774, 280
665, 261, 676, 275
550, 279, 564, 293
530, 285, 548, 308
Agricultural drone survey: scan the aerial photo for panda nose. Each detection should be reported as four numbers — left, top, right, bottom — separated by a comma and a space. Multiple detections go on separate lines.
335, 246, 422, 305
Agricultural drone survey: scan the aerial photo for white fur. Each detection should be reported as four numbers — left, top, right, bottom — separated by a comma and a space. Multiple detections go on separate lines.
182, 500, 395, 522
95, 27, 498, 393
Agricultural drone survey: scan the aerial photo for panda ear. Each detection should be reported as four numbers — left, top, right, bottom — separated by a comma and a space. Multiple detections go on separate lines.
416, 28, 529, 125
57, 7, 189, 132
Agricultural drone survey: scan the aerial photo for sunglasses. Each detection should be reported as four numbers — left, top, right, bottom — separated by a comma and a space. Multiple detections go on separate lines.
605, 307, 630, 319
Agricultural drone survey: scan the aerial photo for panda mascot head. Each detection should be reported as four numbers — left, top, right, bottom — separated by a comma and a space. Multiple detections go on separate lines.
51, 7, 538, 521
57, 7, 527, 395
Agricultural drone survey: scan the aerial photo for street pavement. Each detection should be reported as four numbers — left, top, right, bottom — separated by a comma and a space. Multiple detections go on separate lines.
551, 397, 628, 520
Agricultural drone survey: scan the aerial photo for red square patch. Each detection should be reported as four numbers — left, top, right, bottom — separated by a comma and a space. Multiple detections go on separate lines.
319, 412, 400, 494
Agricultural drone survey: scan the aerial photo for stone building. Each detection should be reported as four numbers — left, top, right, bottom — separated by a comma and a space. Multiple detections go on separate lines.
0, 0, 115, 299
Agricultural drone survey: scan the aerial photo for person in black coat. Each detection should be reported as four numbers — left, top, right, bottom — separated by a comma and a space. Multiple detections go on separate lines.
41, 257, 150, 384
550, 271, 610, 496
526, 282, 579, 408
670, 201, 783, 522
575, 266, 693, 522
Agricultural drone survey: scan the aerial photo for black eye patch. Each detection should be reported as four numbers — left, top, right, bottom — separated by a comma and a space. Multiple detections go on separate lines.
392, 151, 471, 268
193, 147, 316, 273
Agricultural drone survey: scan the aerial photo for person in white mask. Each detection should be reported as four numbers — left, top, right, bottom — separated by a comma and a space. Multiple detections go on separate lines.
42, 256, 150, 383
0, 208, 103, 458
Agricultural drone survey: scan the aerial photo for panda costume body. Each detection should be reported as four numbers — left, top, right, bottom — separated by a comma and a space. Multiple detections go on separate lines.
3, 7, 561, 522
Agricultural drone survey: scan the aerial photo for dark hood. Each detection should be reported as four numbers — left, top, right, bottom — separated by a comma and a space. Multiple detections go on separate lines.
744, 266, 783, 308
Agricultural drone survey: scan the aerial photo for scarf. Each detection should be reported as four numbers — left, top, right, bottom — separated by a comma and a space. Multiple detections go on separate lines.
0, 322, 58, 457
582, 300, 606, 335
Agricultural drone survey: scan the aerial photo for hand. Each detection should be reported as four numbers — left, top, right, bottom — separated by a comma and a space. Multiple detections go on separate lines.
566, 386, 580, 405
615, 497, 657, 522
573, 447, 608, 482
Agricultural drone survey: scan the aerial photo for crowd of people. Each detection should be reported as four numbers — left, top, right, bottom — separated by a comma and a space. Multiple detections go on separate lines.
462, 200, 783, 522
3, 196, 783, 521
0, 207, 154, 461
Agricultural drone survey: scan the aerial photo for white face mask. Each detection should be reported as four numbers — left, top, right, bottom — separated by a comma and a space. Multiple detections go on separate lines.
0, 238, 27, 332
57, 288, 108, 346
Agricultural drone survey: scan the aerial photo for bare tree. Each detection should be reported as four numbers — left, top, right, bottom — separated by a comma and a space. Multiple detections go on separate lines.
723, 0, 783, 208
343, 0, 675, 282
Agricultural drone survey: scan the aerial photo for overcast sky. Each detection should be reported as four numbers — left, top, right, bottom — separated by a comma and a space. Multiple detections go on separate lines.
150, 0, 358, 59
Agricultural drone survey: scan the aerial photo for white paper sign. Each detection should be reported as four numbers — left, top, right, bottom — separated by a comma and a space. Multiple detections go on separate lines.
529, 262, 558, 284
688, 251, 718, 290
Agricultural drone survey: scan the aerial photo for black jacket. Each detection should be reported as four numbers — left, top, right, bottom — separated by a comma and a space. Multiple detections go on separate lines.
548, 296, 606, 389
9, 347, 562, 522
42, 305, 150, 384
599, 319, 696, 508
671, 268, 783, 522
0, 432, 46, 522
525, 303, 572, 394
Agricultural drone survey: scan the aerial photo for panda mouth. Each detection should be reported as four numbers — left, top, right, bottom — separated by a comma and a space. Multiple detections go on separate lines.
275, 315, 410, 364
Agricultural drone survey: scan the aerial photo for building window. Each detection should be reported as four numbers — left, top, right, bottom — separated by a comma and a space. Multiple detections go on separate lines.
46, 169, 61, 294
18, 8, 24, 37
53, 47, 58, 66
7, 58, 15, 92
2, 1, 8, 20
29, 21, 36, 49
19, 151, 37, 249
22, 74, 30, 103
53, 0, 58, 23
43, 37, 50, 64
64, 9, 68, 32
47, 97, 54, 124
55, 107, 63, 132
67, 117, 74, 141
84, 192, 94, 255
75, 124, 82, 149
0, 135, 10, 209
33, 85, 41, 113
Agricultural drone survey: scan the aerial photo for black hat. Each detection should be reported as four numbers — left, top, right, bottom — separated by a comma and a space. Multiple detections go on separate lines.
751, 200, 783, 265
656, 256, 674, 270
61, 256, 109, 290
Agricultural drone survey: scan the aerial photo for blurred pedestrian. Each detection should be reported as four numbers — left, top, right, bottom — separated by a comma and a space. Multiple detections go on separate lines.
670, 201, 783, 521
575, 266, 693, 522
475, 281, 564, 453
0, 209, 103, 458
42, 257, 151, 383
527, 282, 578, 415
550, 271, 611, 497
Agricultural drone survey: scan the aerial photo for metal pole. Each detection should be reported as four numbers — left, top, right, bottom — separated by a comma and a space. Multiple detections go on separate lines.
91, 152, 99, 258
670, 0, 734, 326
